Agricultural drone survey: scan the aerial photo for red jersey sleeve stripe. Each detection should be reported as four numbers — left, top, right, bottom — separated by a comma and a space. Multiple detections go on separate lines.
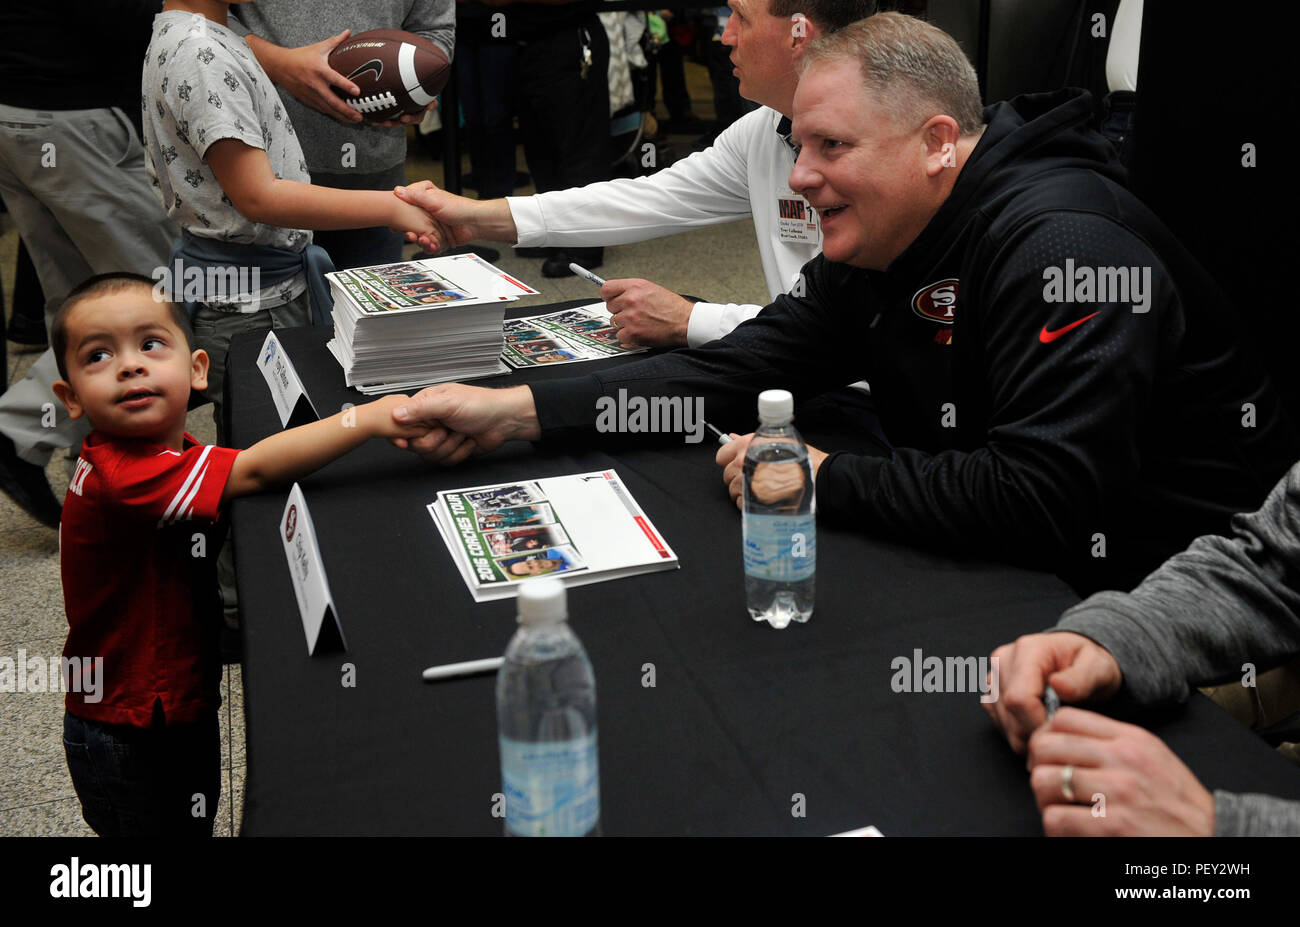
162, 445, 213, 524
175, 460, 211, 523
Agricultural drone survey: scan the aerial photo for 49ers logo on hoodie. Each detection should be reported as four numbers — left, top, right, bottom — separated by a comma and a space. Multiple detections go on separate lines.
912, 279, 958, 344
912, 279, 959, 323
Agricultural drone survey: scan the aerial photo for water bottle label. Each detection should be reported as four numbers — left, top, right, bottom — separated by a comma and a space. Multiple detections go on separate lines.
500, 732, 600, 836
743, 513, 816, 581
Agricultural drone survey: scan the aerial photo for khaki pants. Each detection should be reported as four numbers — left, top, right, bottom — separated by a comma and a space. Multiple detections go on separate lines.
1202, 657, 1300, 766
0, 103, 175, 464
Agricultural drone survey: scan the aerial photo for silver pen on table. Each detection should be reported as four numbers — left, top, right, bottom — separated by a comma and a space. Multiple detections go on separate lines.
421, 656, 505, 682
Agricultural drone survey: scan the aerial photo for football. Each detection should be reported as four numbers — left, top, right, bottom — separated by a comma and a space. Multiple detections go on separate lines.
328, 29, 450, 122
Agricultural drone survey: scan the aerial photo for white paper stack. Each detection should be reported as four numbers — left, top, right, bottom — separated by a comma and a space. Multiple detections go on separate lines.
428, 470, 679, 602
325, 254, 538, 394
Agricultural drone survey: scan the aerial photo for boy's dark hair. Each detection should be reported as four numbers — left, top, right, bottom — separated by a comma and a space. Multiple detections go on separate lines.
768, 0, 877, 33
53, 272, 193, 381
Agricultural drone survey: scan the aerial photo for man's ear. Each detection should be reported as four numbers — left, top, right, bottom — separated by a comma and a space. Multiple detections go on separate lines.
922, 115, 962, 177
790, 11, 818, 50
51, 380, 84, 420
190, 348, 210, 393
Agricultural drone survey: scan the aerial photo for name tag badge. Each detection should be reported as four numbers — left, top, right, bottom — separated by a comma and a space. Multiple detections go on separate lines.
281, 483, 346, 655
776, 193, 819, 243
257, 331, 319, 429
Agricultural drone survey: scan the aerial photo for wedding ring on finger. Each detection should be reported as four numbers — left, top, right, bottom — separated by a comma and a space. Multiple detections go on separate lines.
1061, 764, 1076, 802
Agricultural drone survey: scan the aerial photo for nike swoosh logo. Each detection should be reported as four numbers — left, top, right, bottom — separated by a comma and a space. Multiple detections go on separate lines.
1039, 311, 1099, 343
346, 59, 384, 84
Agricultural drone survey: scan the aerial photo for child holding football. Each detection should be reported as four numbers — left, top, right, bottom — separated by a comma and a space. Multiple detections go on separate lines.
144, 0, 436, 437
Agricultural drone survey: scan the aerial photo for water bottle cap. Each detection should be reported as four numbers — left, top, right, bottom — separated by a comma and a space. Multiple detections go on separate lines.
757, 389, 794, 422
516, 577, 568, 625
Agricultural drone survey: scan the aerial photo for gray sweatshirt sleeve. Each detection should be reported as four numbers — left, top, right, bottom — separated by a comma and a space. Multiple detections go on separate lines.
1212, 791, 1300, 836
1055, 461, 1300, 838
1055, 460, 1300, 706
405, 0, 456, 60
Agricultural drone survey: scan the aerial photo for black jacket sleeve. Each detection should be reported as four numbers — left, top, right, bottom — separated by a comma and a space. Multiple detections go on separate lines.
816, 210, 1181, 565
530, 256, 871, 441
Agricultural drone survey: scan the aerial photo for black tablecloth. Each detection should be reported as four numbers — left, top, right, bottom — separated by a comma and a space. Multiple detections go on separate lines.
226, 313, 1300, 835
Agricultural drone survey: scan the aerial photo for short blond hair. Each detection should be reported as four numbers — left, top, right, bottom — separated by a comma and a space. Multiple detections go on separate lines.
802, 12, 985, 136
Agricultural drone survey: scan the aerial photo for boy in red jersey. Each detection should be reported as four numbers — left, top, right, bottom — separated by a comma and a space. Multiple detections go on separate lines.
50, 272, 425, 835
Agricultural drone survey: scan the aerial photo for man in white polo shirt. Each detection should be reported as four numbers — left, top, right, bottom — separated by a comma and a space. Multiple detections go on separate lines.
397, 0, 878, 349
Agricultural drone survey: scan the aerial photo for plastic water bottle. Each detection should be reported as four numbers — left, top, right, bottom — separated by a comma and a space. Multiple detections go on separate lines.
496, 579, 600, 836
742, 389, 815, 628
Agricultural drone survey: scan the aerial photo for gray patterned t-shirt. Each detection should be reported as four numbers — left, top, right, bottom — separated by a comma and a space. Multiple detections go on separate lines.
142, 10, 309, 309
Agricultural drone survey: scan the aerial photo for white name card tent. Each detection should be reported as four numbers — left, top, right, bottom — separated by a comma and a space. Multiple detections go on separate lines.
280, 483, 346, 655
257, 331, 320, 429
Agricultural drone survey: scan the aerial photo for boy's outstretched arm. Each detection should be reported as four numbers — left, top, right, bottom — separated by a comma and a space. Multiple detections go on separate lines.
222, 394, 428, 501
206, 139, 436, 236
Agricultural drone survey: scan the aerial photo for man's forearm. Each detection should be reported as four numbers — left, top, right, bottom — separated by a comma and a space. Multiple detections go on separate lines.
471, 199, 521, 244
505, 386, 542, 441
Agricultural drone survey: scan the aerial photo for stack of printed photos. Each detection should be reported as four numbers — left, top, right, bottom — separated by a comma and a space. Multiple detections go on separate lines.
326, 254, 538, 394
502, 303, 648, 367
428, 470, 679, 601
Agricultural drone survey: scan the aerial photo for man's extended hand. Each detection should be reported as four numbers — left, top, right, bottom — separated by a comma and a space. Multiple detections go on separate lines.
600, 279, 693, 348
1026, 708, 1215, 836
248, 31, 364, 124
394, 180, 520, 253
983, 632, 1123, 754
389, 383, 540, 465
716, 432, 828, 509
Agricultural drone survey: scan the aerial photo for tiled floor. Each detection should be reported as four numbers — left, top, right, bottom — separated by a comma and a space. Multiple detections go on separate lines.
0, 62, 770, 835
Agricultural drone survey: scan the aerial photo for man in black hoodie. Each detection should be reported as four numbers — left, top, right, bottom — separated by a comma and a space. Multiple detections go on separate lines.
389, 12, 1296, 596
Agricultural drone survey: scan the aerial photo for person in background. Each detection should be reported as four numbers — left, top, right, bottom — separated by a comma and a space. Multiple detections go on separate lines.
387, 12, 1297, 600
397, 0, 877, 346
231, 0, 454, 270
0, 2, 176, 529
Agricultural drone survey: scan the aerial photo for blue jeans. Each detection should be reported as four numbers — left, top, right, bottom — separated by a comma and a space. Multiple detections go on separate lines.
63, 710, 221, 837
